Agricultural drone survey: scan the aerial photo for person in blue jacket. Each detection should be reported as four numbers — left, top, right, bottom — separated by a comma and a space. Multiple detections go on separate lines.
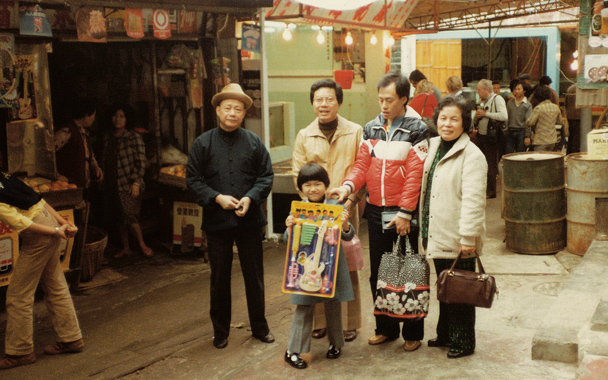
284, 163, 354, 369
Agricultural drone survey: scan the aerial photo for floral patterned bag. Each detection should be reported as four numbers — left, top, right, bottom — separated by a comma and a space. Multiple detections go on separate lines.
374, 235, 430, 320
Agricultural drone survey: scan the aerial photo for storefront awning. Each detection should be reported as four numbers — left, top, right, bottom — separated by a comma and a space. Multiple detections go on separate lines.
265, 0, 579, 34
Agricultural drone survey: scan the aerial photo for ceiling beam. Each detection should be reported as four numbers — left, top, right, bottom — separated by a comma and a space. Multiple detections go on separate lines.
406, 0, 577, 31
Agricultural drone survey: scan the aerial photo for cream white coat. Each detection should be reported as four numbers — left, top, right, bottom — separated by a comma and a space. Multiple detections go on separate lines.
419, 133, 487, 259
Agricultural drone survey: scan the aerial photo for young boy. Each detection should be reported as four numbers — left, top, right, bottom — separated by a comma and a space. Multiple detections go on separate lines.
284, 163, 355, 369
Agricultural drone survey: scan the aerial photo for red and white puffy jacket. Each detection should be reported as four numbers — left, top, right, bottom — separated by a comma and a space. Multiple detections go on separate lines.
343, 106, 429, 220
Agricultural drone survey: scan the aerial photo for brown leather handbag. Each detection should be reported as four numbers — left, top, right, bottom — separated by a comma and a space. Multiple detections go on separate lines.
436, 251, 497, 308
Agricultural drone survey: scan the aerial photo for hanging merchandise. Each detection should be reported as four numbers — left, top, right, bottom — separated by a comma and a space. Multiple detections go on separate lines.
242, 24, 260, 53
126, 8, 144, 39
10, 55, 37, 121
19, 4, 52, 37
211, 57, 231, 86
0, 34, 16, 109
75, 7, 107, 43
177, 10, 197, 34
153, 9, 171, 39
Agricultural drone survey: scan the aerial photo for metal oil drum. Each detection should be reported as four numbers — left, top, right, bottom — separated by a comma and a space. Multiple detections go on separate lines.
502, 152, 566, 254
566, 153, 608, 255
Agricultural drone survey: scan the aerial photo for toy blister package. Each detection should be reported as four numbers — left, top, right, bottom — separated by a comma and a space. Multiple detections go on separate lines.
282, 201, 344, 298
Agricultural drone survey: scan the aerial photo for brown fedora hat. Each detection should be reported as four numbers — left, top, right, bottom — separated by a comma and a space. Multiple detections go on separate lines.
211, 83, 253, 109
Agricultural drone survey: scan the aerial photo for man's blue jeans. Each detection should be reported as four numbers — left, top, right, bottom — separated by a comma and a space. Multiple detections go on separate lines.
506, 129, 526, 154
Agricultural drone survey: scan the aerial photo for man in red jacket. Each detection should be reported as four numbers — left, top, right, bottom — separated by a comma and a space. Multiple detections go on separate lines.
330, 71, 428, 351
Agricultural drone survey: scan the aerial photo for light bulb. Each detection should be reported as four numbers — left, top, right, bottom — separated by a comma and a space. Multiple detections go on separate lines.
370, 33, 377, 45
282, 28, 292, 41
570, 60, 578, 71
345, 31, 353, 46
573, 50, 578, 59
287, 23, 297, 30
316, 30, 325, 44
388, 36, 395, 46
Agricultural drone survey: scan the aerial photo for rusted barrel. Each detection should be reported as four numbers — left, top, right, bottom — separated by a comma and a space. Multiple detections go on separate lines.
503, 152, 566, 254
566, 153, 608, 255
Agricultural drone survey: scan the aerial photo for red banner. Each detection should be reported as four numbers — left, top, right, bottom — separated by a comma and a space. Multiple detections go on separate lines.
126, 8, 144, 39
178, 10, 197, 34
153, 9, 171, 39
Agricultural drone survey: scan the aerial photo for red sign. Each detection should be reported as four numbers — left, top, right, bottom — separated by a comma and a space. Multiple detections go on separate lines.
177, 10, 197, 34
126, 8, 144, 39
153, 9, 171, 39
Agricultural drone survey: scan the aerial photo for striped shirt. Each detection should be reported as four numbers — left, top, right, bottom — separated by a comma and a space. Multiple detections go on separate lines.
526, 100, 562, 145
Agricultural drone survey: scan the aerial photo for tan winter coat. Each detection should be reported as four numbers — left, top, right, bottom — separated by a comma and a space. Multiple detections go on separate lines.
292, 114, 364, 229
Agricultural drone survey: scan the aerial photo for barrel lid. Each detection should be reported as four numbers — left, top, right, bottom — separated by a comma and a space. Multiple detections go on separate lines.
504, 152, 563, 161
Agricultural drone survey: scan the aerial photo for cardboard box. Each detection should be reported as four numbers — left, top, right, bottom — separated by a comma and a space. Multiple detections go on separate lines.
588, 129, 608, 159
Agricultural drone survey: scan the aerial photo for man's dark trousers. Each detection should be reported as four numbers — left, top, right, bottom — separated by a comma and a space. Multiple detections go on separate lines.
207, 226, 270, 340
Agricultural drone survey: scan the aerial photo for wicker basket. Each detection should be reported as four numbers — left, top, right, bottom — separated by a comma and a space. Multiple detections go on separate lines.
80, 226, 108, 282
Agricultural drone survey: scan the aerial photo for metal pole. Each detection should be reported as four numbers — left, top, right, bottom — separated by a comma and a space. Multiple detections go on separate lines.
260, 9, 274, 237
487, 22, 492, 78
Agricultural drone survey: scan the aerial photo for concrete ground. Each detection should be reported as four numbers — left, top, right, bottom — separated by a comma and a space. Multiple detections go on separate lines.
0, 188, 590, 380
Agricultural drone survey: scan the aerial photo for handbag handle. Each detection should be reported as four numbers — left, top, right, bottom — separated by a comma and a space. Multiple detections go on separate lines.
448, 250, 487, 275
393, 234, 415, 257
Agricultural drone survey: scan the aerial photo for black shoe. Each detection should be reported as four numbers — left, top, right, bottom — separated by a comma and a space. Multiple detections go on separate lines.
447, 349, 474, 359
213, 337, 228, 349
428, 337, 451, 347
326, 345, 341, 359
254, 332, 275, 343
285, 351, 307, 369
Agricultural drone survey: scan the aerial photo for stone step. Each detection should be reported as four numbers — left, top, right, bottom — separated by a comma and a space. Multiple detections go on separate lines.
532, 240, 608, 363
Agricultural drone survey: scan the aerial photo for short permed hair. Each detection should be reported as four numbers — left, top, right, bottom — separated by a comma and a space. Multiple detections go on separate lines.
297, 163, 330, 191
432, 96, 473, 134
310, 79, 343, 105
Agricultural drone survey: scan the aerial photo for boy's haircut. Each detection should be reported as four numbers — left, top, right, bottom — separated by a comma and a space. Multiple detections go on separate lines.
297, 163, 330, 190
378, 70, 411, 101
310, 79, 343, 105
509, 79, 522, 92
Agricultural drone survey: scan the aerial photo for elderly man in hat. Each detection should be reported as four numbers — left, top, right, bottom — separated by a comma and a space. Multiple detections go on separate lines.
186, 83, 275, 349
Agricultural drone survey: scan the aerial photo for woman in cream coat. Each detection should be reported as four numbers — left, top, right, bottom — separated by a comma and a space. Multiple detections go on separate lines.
419, 96, 487, 359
